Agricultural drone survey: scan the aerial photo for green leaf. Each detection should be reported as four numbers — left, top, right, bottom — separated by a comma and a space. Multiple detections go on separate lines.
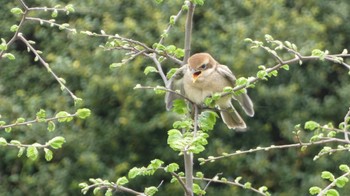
174, 48, 185, 58
109, 63, 123, 68
15, 117, 25, 124
326, 189, 339, 196
55, 111, 73, 122
47, 121, 56, 132
76, 108, 91, 119
258, 186, 268, 192
173, 120, 192, 130
223, 86, 233, 93
198, 111, 218, 131
26, 146, 39, 160
192, 0, 205, 6
0, 137, 7, 146
93, 187, 101, 195
309, 186, 321, 195
154, 0, 163, 4
304, 121, 320, 131
265, 34, 274, 42
11, 7, 23, 15
196, 172, 204, 178
17, 147, 25, 157
51, 9, 58, 18
312, 49, 326, 61
327, 131, 336, 138
36, 109, 46, 120
10, 140, 21, 146
144, 66, 158, 75
234, 176, 242, 183
105, 188, 113, 196
339, 164, 350, 172
164, 163, 179, 173
193, 183, 205, 195
128, 167, 140, 179
257, 70, 267, 79
165, 45, 176, 53
321, 171, 335, 182
65, 4, 75, 14
116, 176, 129, 186
336, 176, 349, 188
167, 129, 184, 152
44, 148, 53, 161
281, 64, 289, 70
243, 182, 252, 189
267, 70, 278, 77
172, 99, 188, 115
3, 53, 15, 60
149, 159, 164, 169
47, 136, 66, 149
166, 68, 178, 79
0, 121, 6, 126
144, 186, 158, 196
10, 25, 19, 32
154, 86, 166, 95
5, 127, 12, 133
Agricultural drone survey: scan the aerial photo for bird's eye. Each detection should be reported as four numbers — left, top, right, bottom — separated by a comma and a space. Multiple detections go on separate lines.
200, 64, 207, 69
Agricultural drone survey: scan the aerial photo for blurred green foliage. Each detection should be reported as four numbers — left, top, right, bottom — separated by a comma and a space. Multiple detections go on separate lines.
0, 0, 350, 195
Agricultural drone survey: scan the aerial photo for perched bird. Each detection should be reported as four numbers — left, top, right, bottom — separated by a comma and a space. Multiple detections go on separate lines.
165, 53, 254, 129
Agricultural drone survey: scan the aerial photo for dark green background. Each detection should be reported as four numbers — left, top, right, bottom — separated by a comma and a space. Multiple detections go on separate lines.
0, 0, 349, 195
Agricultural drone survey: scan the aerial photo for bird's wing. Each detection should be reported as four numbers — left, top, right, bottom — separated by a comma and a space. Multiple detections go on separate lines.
217, 64, 254, 117
164, 65, 186, 110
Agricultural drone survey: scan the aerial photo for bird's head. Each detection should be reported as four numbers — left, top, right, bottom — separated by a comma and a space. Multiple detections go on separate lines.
188, 53, 217, 83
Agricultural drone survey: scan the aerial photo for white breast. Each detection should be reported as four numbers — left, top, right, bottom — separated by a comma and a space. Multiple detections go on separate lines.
182, 67, 232, 106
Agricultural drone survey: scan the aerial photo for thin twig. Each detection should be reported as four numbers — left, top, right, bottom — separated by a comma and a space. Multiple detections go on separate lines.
192, 177, 268, 196
0, 113, 78, 130
158, 3, 186, 45
146, 53, 168, 84
17, 33, 78, 100
171, 172, 191, 196
200, 138, 350, 164
317, 170, 350, 196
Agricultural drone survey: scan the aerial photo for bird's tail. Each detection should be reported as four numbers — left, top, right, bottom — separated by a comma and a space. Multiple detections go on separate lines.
219, 104, 247, 130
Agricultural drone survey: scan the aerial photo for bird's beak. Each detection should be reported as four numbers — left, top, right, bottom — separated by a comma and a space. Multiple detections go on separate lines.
192, 71, 202, 83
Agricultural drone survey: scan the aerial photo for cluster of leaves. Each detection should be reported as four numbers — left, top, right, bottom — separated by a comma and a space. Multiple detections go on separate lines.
0, 108, 90, 161
310, 165, 350, 196
80, 159, 180, 196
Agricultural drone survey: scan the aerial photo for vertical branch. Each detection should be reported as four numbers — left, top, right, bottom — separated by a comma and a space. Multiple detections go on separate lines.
183, 1, 195, 64
184, 151, 193, 196
183, 104, 198, 196
182, 2, 195, 195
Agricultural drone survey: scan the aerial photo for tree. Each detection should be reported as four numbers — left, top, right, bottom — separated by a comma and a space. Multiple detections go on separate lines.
1, 0, 350, 195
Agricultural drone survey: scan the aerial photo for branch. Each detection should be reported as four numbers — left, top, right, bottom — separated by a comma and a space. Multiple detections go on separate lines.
86, 32, 183, 65
0, 6, 28, 59
133, 85, 192, 102
199, 138, 349, 164
82, 183, 146, 196
192, 176, 268, 196
171, 172, 191, 196
343, 107, 350, 141
17, 33, 79, 100
158, 3, 186, 45
25, 17, 77, 33
145, 53, 168, 84
0, 112, 77, 130
183, 1, 195, 63
317, 170, 350, 196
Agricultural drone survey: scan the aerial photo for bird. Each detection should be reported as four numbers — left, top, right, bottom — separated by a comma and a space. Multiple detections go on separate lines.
165, 52, 254, 129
